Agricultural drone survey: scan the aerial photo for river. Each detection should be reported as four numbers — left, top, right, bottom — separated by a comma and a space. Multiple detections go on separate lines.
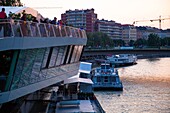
95, 57, 170, 113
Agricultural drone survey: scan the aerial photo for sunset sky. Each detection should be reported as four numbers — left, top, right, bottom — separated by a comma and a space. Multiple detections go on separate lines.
21, 0, 170, 29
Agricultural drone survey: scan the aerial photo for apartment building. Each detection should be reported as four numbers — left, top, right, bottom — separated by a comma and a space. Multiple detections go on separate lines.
122, 24, 137, 45
95, 19, 122, 40
61, 8, 97, 32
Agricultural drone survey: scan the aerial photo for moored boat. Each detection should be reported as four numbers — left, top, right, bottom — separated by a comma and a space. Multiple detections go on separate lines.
106, 54, 137, 67
91, 63, 123, 91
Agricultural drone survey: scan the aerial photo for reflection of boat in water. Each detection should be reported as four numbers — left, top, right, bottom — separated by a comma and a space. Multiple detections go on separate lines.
106, 54, 137, 66
91, 63, 123, 91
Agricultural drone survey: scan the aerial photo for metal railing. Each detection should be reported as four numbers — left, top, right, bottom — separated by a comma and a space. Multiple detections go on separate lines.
0, 19, 87, 38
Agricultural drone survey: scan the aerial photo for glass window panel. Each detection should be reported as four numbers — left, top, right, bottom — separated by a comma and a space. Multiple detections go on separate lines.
55, 46, 64, 66
60, 46, 67, 65
66, 45, 73, 64
75, 46, 83, 62
49, 47, 59, 67
31, 48, 45, 83
70, 46, 78, 63
41, 48, 50, 68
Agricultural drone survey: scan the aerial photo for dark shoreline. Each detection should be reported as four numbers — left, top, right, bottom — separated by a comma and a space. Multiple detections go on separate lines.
137, 54, 170, 59
81, 54, 170, 68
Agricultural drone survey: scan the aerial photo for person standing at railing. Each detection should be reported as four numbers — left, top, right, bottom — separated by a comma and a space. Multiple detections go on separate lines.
20, 14, 28, 36
0, 8, 7, 37
40, 18, 50, 37
50, 17, 57, 36
57, 20, 64, 36
44, 18, 51, 36
31, 16, 39, 36
50, 17, 57, 25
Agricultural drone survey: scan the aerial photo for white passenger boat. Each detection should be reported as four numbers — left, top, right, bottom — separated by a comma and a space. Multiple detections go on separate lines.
106, 54, 137, 67
53, 62, 105, 113
91, 63, 123, 91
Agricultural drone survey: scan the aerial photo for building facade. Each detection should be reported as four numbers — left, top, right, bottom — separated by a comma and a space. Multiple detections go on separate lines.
136, 26, 170, 40
95, 19, 122, 40
61, 8, 97, 32
122, 24, 137, 45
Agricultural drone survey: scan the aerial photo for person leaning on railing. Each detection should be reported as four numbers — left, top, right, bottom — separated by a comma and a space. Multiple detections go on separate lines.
0, 8, 7, 37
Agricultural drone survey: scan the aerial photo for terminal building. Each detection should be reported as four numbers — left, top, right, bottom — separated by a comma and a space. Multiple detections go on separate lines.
0, 6, 87, 113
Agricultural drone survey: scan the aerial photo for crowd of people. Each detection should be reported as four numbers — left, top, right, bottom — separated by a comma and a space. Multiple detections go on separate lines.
0, 7, 65, 37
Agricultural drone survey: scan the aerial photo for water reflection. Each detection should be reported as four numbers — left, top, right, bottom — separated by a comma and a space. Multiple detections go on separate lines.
146, 58, 160, 62
95, 58, 170, 113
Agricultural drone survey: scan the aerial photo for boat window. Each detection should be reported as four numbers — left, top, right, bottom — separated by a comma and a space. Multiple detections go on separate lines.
97, 77, 101, 82
104, 76, 108, 82
106, 65, 110, 69
96, 69, 100, 72
111, 76, 116, 82
101, 64, 110, 69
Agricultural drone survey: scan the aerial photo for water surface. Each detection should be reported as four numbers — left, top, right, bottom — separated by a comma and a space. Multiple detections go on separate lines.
95, 58, 170, 113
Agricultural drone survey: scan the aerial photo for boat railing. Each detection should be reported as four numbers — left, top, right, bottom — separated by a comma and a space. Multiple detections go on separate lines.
95, 82, 112, 85
95, 82, 119, 86
0, 19, 87, 38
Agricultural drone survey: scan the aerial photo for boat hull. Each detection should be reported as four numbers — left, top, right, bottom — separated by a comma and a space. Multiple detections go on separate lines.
92, 82, 123, 91
107, 54, 137, 67
92, 63, 123, 91
93, 86, 123, 91
110, 62, 137, 67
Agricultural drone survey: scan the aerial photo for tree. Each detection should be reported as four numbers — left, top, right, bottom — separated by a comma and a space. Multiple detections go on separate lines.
129, 40, 135, 46
160, 38, 166, 46
134, 38, 147, 47
147, 33, 160, 47
160, 37, 170, 46
113, 39, 125, 47
86, 32, 114, 48
166, 37, 170, 46
0, 0, 23, 6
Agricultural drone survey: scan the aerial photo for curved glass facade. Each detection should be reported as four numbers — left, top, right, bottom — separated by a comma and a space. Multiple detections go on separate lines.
0, 45, 83, 92
0, 18, 86, 105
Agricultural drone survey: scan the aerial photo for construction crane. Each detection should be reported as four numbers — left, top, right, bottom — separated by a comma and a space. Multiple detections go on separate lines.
133, 16, 170, 29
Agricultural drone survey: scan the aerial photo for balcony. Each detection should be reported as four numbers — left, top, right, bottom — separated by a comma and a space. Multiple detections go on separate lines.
0, 19, 87, 38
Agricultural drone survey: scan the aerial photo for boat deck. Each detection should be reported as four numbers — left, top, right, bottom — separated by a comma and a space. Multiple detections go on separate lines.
56, 100, 95, 113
